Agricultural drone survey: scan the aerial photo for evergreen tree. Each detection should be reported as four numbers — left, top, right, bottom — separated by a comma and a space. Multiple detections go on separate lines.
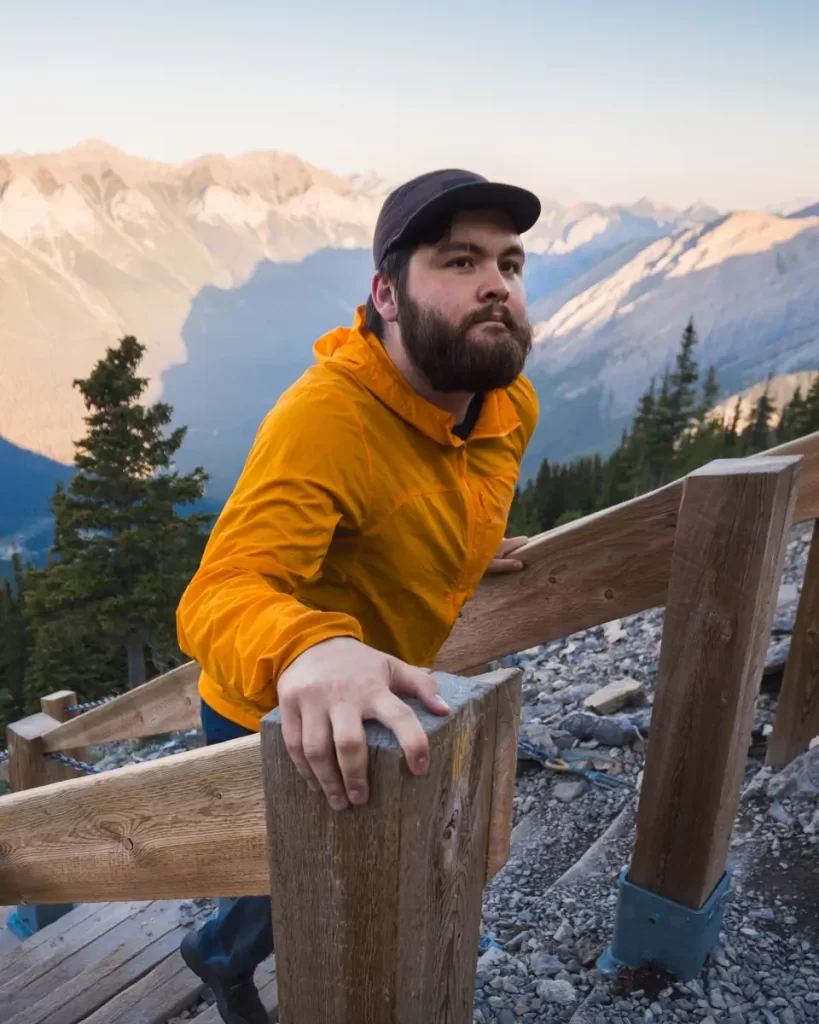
791, 375, 819, 437
777, 385, 804, 442
742, 384, 776, 454
668, 318, 700, 437
24, 336, 213, 702
0, 552, 31, 733
699, 366, 720, 424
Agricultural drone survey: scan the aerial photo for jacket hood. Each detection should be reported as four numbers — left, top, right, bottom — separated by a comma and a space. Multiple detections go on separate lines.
313, 305, 522, 447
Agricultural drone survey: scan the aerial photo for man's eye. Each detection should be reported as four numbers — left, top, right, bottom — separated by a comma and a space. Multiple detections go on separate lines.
447, 257, 473, 269
502, 261, 523, 275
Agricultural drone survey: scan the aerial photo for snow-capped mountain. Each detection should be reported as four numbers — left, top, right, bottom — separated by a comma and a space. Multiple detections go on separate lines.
0, 142, 386, 462
521, 209, 819, 475
2, 139, 817, 523
524, 197, 721, 257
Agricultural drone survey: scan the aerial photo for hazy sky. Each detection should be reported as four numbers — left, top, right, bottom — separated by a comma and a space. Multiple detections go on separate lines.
2, 0, 817, 210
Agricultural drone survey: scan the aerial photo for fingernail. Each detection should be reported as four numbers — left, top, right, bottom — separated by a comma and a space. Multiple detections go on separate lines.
432, 695, 450, 711
514, 560, 525, 570
330, 795, 348, 811
348, 788, 367, 805
416, 756, 429, 774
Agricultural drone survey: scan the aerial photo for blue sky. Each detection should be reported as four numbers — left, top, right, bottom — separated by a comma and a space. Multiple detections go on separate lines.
2, 0, 817, 210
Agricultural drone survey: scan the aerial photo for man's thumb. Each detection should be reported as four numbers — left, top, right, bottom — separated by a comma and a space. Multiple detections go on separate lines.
388, 660, 450, 716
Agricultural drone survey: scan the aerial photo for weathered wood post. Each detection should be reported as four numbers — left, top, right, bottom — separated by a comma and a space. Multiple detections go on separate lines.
6, 692, 80, 937
40, 689, 89, 769
261, 667, 521, 1024
600, 457, 800, 982
766, 520, 819, 767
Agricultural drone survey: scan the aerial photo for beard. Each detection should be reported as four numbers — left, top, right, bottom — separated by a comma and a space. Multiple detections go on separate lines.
396, 290, 533, 394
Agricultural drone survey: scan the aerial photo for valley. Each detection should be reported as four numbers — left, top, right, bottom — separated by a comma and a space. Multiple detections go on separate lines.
1, 141, 818, 563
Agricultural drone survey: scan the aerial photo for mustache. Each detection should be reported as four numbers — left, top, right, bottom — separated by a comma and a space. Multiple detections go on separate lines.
462, 305, 519, 331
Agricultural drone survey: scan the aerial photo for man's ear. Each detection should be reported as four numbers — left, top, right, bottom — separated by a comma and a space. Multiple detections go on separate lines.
371, 271, 399, 324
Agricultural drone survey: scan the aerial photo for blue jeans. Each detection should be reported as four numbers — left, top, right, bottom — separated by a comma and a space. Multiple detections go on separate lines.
195, 700, 274, 977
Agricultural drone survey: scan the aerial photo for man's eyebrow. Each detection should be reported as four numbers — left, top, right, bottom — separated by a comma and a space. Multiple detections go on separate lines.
435, 241, 526, 261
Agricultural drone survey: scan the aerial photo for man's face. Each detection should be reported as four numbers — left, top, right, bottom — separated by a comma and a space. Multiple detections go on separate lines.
395, 210, 533, 393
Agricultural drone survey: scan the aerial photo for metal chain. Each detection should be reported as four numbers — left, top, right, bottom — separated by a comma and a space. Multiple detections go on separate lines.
45, 752, 103, 775
65, 696, 117, 715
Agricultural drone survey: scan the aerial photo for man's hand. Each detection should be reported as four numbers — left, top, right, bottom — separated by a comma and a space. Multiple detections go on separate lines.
485, 535, 530, 574
276, 636, 450, 811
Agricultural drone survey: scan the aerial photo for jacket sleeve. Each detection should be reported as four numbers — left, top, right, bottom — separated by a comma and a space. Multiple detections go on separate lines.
176, 383, 372, 705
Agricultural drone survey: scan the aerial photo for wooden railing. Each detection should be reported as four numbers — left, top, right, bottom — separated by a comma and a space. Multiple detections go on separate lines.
2, 432, 819, 1020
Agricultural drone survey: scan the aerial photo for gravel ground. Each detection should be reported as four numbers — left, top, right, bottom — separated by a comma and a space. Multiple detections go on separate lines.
75, 523, 818, 1024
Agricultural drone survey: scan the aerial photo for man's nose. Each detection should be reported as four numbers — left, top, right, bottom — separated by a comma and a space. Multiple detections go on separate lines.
478, 266, 510, 302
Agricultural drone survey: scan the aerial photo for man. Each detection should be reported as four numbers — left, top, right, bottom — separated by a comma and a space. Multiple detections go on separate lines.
175, 168, 541, 1024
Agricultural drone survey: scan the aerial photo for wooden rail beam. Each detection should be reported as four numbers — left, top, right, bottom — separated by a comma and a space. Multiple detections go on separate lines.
261, 668, 520, 1024
629, 456, 799, 908
0, 670, 520, 909
0, 732, 267, 905
767, 519, 819, 767
436, 431, 819, 675
41, 661, 201, 753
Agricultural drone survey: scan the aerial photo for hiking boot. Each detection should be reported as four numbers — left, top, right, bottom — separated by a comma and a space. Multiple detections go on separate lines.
180, 930, 269, 1024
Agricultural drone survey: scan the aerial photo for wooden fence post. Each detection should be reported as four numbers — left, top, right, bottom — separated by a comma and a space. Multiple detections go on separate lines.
6, 699, 79, 938
766, 520, 819, 768
261, 667, 521, 1024
40, 689, 88, 768
601, 456, 800, 982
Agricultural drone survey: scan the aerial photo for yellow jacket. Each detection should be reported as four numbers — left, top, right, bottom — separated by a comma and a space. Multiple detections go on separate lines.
177, 306, 538, 731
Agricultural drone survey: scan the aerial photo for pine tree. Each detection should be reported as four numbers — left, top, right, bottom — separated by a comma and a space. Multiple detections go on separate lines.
699, 367, 720, 423
0, 551, 31, 733
668, 318, 700, 436
742, 384, 776, 454
777, 386, 804, 442
24, 336, 213, 702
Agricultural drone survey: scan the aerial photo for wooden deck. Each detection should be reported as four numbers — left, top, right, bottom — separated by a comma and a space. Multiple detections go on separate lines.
0, 901, 278, 1024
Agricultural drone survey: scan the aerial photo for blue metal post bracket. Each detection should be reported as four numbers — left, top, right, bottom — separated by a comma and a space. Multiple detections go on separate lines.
598, 867, 733, 982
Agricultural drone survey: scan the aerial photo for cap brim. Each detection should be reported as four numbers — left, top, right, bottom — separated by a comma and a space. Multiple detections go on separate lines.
393, 181, 542, 253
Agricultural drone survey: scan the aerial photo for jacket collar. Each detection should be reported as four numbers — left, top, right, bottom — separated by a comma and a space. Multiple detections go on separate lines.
313, 305, 521, 447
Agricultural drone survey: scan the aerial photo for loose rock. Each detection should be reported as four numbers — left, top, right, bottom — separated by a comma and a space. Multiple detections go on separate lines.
583, 677, 646, 715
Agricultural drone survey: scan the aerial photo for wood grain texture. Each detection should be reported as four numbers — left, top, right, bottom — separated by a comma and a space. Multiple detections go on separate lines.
629, 456, 800, 909
0, 903, 116, 989
0, 901, 151, 996
435, 432, 819, 675
6, 713, 74, 791
79, 949, 207, 1024
41, 660, 201, 753
262, 670, 516, 1024
767, 519, 819, 767
4, 901, 185, 1024
0, 735, 268, 905
435, 481, 679, 673
39, 690, 87, 773
485, 671, 522, 882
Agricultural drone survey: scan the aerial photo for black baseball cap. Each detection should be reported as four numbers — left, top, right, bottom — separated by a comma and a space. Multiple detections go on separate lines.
372, 168, 542, 268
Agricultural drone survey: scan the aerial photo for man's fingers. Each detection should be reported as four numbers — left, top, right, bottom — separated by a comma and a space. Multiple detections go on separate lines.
330, 705, 370, 805
388, 660, 450, 717
371, 691, 431, 775
503, 535, 529, 550
279, 701, 321, 792
301, 709, 349, 811
486, 557, 525, 574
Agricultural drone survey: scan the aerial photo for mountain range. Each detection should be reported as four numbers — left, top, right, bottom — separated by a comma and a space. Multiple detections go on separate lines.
1, 140, 818, 558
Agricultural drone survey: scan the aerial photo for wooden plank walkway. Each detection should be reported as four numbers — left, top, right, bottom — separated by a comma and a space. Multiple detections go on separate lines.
0, 899, 262, 1023
0, 900, 278, 1023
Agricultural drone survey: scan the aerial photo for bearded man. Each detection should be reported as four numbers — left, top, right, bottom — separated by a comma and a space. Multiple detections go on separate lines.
175, 168, 541, 1024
